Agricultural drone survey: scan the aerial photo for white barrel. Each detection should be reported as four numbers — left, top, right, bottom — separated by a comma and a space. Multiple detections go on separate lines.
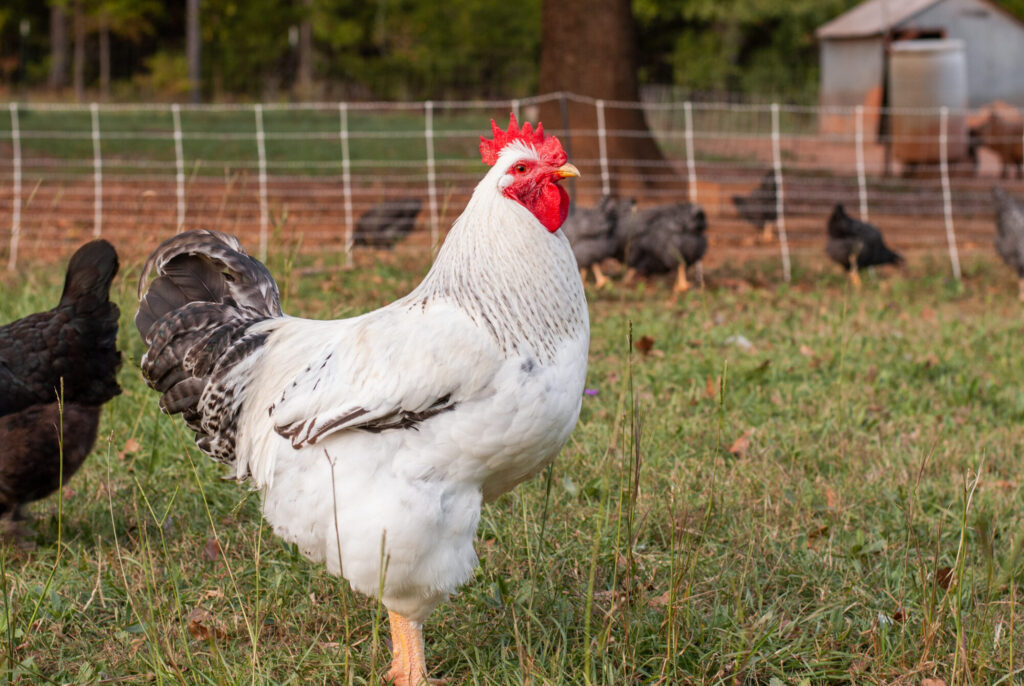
889, 39, 969, 163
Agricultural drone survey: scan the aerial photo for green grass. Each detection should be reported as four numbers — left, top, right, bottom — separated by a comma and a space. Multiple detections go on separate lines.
1, 106, 503, 178
1, 246, 1023, 684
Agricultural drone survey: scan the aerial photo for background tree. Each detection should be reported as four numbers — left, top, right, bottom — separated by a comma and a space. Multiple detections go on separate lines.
187, 0, 200, 102
634, 0, 854, 103
72, 0, 84, 101
296, 0, 313, 98
48, 1, 67, 91
538, 0, 676, 195
95, 0, 160, 100
3, 0, 1024, 102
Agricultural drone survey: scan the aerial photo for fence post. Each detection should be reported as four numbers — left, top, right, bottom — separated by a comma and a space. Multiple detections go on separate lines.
683, 101, 698, 204
558, 92, 577, 199
90, 103, 103, 238
254, 104, 269, 262
510, 98, 520, 122
770, 103, 791, 283
595, 99, 611, 197
424, 100, 440, 255
7, 103, 21, 271
172, 103, 186, 232
939, 106, 962, 281
855, 104, 869, 220
339, 102, 355, 268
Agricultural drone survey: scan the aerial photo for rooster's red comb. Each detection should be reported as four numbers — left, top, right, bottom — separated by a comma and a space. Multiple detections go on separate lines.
479, 113, 566, 167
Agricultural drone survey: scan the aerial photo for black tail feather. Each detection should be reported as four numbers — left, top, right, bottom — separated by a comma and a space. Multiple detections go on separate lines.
136, 230, 283, 468
136, 230, 281, 342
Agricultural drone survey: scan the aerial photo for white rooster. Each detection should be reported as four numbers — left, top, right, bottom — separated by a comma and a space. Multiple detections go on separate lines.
135, 115, 588, 685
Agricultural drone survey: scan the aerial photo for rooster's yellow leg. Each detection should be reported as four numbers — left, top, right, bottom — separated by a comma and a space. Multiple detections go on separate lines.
673, 264, 690, 294
387, 611, 429, 686
579, 268, 588, 286
1018, 276, 1024, 302
592, 263, 611, 290
761, 222, 773, 242
849, 269, 862, 289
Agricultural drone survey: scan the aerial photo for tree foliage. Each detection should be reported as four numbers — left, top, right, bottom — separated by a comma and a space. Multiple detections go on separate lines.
1, 0, 1023, 101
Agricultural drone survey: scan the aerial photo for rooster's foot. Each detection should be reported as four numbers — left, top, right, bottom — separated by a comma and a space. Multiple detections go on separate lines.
592, 264, 611, 290
673, 265, 691, 295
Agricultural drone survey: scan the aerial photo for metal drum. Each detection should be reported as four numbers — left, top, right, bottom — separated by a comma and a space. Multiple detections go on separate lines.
889, 39, 969, 163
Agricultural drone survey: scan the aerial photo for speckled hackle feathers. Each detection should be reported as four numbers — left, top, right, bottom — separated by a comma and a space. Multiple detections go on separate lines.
135, 230, 282, 467
479, 113, 567, 167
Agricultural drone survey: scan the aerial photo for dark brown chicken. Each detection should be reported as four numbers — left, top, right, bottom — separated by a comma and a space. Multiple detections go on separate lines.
732, 170, 777, 241
354, 197, 423, 248
0, 239, 121, 541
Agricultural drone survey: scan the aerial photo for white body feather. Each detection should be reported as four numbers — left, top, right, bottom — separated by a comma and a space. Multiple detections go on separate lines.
216, 147, 588, 621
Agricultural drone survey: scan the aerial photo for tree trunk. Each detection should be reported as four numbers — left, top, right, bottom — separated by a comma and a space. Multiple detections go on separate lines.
49, 3, 68, 91
537, 0, 679, 198
73, 0, 85, 102
98, 11, 110, 100
296, 0, 313, 98
187, 0, 201, 103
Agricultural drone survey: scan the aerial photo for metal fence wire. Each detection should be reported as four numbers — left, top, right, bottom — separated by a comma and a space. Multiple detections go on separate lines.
2, 91, 1022, 278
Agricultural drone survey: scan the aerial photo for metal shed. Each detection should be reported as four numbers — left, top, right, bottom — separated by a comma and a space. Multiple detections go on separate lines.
817, 0, 1024, 133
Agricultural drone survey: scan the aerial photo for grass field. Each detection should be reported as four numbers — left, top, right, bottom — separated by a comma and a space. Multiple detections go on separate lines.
0, 106, 510, 177
1, 245, 1023, 685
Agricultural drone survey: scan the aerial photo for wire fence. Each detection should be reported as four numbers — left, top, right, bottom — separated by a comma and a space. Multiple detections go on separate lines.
1, 91, 1022, 277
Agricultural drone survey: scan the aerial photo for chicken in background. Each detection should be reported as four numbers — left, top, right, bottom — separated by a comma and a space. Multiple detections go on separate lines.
135, 115, 588, 686
992, 187, 1024, 300
353, 197, 423, 248
0, 240, 121, 544
732, 169, 778, 241
825, 204, 903, 287
619, 201, 708, 294
560, 195, 633, 288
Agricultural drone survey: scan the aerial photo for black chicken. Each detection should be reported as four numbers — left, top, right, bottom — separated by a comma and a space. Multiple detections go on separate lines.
732, 170, 777, 241
992, 187, 1024, 300
619, 201, 708, 293
561, 196, 633, 288
353, 198, 423, 248
0, 239, 121, 542
825, 204, 903, 287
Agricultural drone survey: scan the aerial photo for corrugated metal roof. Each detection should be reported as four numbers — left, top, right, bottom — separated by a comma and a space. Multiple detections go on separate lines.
816, 0, 942, 39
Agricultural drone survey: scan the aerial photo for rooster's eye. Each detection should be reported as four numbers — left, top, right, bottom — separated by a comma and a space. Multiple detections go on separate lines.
515, 164, 528, 173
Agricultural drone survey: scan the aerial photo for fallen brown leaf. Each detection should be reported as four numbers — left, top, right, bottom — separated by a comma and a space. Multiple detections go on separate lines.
807, 523, 829, 540
705, 376, 717, 399
824, 486, 838, 510
921, 679, 948, 686
187, 608, 227, 641
865, 364, 878, 383
634, 335, 655, 356
936, 566, 954, 590
202, 538, 222, 562
648, 591, 671, 608
118, 437, 141, 461
799, 344, 815, 358
728, 430, 753, 457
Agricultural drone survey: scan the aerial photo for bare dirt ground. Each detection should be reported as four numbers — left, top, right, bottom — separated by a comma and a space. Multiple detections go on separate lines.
0, 138, 1021, 273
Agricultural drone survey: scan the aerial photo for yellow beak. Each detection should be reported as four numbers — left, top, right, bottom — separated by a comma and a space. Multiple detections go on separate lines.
554, 163, 581, 179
